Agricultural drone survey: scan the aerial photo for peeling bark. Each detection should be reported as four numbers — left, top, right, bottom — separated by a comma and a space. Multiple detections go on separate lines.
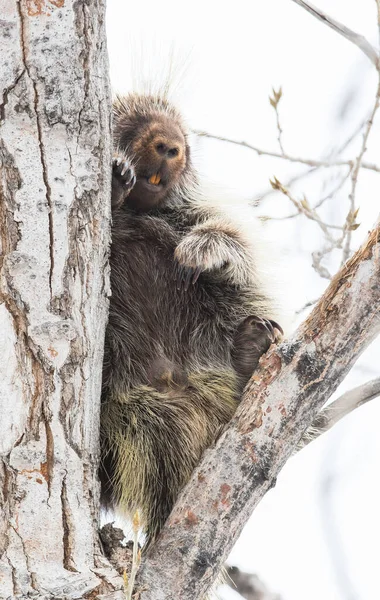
138, 224, 380, 600
0, 1, 122, 597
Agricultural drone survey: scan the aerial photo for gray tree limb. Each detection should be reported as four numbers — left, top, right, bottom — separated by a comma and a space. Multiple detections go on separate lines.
226, 566, 282, 600
290, 0, 380, 68
138, 222, 380, 600
299, 376, 380, 450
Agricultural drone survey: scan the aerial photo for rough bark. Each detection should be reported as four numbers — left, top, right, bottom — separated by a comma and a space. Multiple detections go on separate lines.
0, 1, 122, 597
139, 223, 380, 600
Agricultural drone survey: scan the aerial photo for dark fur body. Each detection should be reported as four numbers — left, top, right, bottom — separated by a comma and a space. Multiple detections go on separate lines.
100, 94, 280, 544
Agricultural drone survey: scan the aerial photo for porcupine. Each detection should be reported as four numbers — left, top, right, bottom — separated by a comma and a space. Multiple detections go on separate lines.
100, 92, 282, 546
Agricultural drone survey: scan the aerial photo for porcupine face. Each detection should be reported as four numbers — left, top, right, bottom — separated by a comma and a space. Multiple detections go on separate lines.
114, 95, 189, 211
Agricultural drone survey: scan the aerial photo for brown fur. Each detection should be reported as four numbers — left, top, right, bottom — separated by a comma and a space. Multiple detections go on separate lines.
100, 92, 281, 546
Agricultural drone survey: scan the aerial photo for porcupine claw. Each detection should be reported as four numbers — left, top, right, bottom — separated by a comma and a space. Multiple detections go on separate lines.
174, 261, 203, 291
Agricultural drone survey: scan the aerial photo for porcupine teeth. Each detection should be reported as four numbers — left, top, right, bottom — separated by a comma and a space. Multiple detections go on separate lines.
148, 174, 161, 185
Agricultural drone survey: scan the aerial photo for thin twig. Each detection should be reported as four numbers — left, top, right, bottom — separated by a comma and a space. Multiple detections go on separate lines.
313, 166, 352, 210
326, 118, 367, 161
194, 130, 380, 173
270, 178, 342, 237
290, 0, 380, 68
298, 377, 380, 450
263, 167, 351, 227
266, 124, 359, 217
256, 166, 318, 205
269, 87, 285, 154
275, 107, 285, 155
342, 75, 380, 263
269, 177, 350, 279
255, 118, 366, 204
295, 298, 319, 315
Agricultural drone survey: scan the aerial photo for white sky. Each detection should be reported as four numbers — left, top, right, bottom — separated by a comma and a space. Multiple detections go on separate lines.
106, 2, 380, 599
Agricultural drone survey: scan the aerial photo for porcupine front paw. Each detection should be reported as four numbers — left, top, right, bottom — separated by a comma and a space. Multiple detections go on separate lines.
173, 234, 211, 291
173, 223, 246, 290
111, 153, 136, 209
231, 316, 283, 382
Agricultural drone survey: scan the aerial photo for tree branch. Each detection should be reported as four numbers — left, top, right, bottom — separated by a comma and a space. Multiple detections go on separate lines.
298, 377, 380, 450
193, 130, 380, 173
226, 566, 282, 600
270, 177, 347, 280
139, 222, 380, 600
289, 0, 380, 68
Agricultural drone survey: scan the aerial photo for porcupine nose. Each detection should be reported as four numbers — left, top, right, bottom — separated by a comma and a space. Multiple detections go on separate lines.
155, 142, 179, 159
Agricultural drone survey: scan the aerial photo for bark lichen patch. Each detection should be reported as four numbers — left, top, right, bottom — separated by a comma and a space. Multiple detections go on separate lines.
278, 339, 303, 365
237, 394, 265, 435
254, 347, 282, 385
0, 69, 25, 124
243, 440, 259, 463
237, 349, 284, 434
219, 483, 231, 507
26, 0, 65, 17
190, 552, 212, 580
184, 511, 199, 527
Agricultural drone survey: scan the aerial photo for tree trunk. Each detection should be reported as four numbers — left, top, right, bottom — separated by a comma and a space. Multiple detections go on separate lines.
0, 1, 120, 597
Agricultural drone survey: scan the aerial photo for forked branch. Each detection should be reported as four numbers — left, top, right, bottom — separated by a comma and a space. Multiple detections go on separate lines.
139, 222, 380, 600
298, 376, 380, 450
